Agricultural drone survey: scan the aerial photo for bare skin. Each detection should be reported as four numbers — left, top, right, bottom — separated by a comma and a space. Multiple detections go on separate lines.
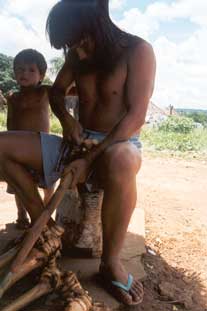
51, 36, 156, 304
6, 62, 54, 227
0, 36, 155, 304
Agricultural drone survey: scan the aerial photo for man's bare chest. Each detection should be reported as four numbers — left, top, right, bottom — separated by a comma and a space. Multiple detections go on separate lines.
76, 61, 127, 104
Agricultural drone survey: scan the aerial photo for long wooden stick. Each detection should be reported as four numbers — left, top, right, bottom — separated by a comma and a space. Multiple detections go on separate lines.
0, 245, 20, 270
0, 248, 45, 298
10, 172, 73, 273
1, 281, 52, 311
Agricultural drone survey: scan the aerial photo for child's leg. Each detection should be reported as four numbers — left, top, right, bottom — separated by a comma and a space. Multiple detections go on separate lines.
43, 184, 55, 206
7, 183, 30, 229
15, 194, 30, 229
0, 131, 45, 223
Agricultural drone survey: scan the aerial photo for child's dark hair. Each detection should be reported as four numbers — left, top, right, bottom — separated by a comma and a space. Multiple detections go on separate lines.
13, 49, 47, 75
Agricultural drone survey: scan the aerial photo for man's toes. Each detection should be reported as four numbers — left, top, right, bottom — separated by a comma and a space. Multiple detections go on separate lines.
130, 281, 144, 303
115, 287, 133, 305
134, 280, 144, 291
130, 288, 139, 302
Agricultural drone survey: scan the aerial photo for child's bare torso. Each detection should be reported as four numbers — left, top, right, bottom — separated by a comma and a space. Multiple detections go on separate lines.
7, 86, 50, 133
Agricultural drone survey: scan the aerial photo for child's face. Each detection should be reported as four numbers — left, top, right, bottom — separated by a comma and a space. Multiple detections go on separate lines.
14, 62, 44, 87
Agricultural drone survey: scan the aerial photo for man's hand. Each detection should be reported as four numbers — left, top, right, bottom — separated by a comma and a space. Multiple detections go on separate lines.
62, 118, 83, 145
62, 158, 91, 188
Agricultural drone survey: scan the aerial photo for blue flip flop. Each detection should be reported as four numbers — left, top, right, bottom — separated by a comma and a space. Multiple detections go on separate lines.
110, 273, 143, 305
99, 263, 144, 305
112, 273, 134, 292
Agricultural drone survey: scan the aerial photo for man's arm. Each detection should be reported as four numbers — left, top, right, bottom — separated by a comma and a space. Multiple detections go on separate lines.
49, 58, 83, 143
86, 41, 156, 163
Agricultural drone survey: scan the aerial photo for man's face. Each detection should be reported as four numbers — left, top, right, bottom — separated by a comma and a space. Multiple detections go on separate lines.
14, 63, 43, 87
71, 37, 94, 60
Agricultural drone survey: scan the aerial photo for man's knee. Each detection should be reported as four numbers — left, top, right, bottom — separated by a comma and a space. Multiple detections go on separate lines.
99, 143, 141, 179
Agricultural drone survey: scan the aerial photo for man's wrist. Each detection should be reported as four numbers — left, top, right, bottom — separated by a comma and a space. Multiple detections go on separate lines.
61, 113, 76, 130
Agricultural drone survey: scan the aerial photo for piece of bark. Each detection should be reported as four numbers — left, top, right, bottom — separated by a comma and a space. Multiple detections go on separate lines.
59, 271, 92, 311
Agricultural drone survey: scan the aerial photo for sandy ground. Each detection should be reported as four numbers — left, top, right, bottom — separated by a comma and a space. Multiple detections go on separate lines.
0, 153, 207, 310
137, 153, 207, 311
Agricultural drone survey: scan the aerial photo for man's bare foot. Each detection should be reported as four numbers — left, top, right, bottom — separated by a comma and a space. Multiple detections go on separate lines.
16, 217, 30, 230
99, 258, 144, 305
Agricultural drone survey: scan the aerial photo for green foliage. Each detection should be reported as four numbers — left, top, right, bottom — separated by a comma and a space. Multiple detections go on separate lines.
0, 111, 7, 130
43, 76, 53, 85
141, 126, 207, 153
50, 56, 64, 76
50, 114, 62, 134
186, 112, 207, 127
0, 53, 17, 94
159, 116, 195, 133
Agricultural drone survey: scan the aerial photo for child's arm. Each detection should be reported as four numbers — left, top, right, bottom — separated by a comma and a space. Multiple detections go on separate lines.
6, 96, 14, 130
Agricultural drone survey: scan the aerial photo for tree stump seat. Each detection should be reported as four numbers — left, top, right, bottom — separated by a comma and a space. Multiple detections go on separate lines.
56, 188, 103, 258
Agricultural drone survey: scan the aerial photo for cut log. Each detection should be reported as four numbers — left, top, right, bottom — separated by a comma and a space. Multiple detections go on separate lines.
56, 189, 103, 257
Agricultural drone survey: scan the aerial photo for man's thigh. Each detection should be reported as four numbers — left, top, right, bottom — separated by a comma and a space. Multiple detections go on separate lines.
0, 131, 43, 173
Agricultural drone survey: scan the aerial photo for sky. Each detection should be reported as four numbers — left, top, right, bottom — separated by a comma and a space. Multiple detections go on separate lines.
0, 0, 206, 110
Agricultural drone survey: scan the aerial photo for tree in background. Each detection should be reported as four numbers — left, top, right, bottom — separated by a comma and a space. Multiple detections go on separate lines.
0, 53, 17, 95
186, 112, 207, 128
50, 56, 64, 76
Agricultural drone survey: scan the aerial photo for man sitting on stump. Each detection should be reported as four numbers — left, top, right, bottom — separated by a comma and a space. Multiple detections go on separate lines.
0, 0, 156, 305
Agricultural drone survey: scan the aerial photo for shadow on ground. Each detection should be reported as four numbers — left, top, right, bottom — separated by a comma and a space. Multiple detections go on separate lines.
0, 225, 206, 311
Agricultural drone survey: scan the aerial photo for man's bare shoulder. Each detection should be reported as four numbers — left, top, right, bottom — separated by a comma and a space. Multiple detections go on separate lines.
127, 36, 155, 65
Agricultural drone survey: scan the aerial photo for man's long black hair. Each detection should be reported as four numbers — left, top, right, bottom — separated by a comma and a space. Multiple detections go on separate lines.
46, 0, 135, 74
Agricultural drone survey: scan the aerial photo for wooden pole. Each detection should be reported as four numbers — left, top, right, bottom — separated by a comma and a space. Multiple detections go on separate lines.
1, 280, 52, 311
10, 171, 73, 273
0, 245, 20, 270
0, 248, 45, 298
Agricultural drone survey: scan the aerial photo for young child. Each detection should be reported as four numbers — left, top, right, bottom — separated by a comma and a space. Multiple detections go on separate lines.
7, 49, 54, 229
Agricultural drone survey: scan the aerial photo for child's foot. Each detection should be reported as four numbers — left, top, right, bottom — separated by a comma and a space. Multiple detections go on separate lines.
16, 217, 30, 230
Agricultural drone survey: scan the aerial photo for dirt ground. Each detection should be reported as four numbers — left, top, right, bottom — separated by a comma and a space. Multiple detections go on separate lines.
137, 153, 207, 311
0, 153, 207, 310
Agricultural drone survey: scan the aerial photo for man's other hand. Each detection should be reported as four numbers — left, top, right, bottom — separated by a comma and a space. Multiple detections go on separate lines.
62, 158, 90, 188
